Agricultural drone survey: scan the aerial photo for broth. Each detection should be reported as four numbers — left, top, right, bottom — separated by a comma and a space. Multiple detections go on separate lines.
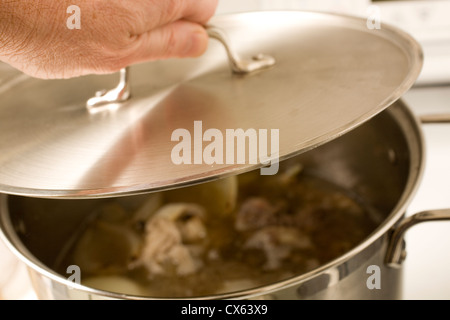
56, 164, 378, 298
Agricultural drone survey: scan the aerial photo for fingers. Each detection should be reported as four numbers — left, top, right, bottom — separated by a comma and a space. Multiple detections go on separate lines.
161, 0, 219, 25
127, 0, 218, 34
127, 20, 210, 63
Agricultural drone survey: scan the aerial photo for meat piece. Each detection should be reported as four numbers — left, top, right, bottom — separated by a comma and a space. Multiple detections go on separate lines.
132, 204, 208, 277
235, 198, 281, 232
244, 226, 312, 270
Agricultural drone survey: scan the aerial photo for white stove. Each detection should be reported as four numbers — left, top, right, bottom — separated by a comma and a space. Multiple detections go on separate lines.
401, 86, 450, 300
1, 0, 450, 300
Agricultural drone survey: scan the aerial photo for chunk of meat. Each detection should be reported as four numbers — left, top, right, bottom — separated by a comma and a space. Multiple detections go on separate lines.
235, 198, 282, 232
132, 204, 208, 277
244, 226, 313, 270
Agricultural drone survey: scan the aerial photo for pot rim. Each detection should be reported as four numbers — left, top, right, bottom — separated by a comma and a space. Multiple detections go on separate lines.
0, 100, 426, 300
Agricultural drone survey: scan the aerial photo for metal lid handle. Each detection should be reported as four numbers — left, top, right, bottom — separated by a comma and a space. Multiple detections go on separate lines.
86, 67, 130, 110
86, 26, 276, 110
205, 25, 276, 74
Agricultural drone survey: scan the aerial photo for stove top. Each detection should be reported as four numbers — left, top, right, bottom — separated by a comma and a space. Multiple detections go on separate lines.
401, 85, 450, 300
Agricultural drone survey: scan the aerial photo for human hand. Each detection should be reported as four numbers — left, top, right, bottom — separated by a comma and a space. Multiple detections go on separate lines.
0, 0, 218, 79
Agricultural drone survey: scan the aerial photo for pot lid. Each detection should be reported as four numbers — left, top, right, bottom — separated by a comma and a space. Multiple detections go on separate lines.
0, 11, 423, 199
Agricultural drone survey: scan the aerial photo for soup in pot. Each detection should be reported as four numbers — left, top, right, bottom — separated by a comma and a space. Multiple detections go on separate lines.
55, 163, 379, 298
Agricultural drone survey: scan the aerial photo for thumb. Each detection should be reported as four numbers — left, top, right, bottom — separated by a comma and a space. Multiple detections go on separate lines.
128, 20, 209, 63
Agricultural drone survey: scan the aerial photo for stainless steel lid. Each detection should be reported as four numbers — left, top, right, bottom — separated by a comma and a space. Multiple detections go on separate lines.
0, 11, 423, 199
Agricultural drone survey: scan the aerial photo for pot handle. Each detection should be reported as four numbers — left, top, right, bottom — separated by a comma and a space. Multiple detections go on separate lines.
419, 114, 450, 123
86, 26, 276, 110
385, 209, 450, 268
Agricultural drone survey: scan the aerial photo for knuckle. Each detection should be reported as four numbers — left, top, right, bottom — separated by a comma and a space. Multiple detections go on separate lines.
157, 0, 184, 22
162, 28, 179, 58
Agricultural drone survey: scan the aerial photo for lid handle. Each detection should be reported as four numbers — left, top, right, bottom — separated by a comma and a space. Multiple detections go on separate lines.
205, 25, 276, 74
86, 67, 130, 111
86, 25, 276, 110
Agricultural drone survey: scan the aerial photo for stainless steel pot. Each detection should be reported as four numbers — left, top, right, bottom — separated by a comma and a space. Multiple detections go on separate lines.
0, 10, 437, 300
2, 99, 449, 300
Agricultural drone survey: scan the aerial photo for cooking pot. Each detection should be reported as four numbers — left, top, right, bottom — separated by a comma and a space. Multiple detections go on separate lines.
0, 10, 446, 300
2, 99, 450, 300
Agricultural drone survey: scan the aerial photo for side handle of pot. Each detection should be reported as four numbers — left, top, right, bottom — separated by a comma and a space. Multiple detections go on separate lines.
385, 209, 450, 268
419, 114, 450, 123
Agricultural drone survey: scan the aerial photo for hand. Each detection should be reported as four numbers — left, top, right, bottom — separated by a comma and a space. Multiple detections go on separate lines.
0, 0, 218, 79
